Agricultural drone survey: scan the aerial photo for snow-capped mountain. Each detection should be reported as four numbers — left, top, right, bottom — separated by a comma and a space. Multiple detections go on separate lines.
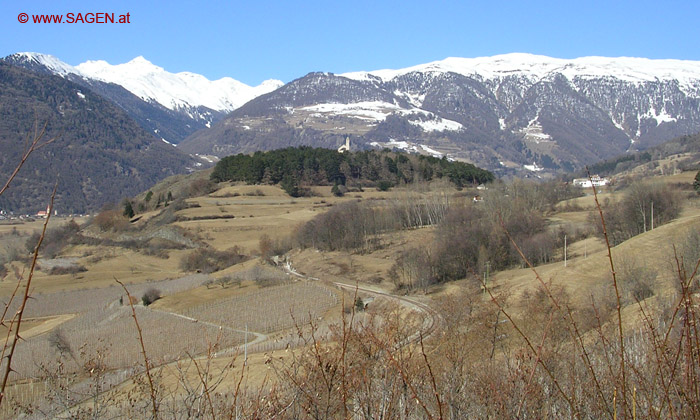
2, 52, 283, 143
180, 53, 700, 174
74, 56, 282, 114
6, 51, 700, 173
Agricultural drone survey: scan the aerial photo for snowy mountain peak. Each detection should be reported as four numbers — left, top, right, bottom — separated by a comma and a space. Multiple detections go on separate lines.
74, 56, 282, 112
7, 52, 283, 114
76, 56, 164, 77
127, 55, 154, 65
9, 52, 77, 75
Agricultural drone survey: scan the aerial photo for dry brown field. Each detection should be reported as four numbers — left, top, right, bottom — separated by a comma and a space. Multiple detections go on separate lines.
1, 180, 437, 417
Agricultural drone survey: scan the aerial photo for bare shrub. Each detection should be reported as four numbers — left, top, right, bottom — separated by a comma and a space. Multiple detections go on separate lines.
47, 329, 73, 359
204, 276, 241, 289
48, 264, 87, 276
616, 255, 658, 303
295, 201, 399, 252
389, 247, 434, 291
25, 219, 81, 258
179, 247, 247, 273
141, 238, 186, 259
186, 178, 215, 198
680, 229, 700, 276
368, 274, 383, 284
258, 234, 272, 262
141, 288, 161, 306
232, 264, 289, 287
244, 189, 265, 196
93, 209, 129, 232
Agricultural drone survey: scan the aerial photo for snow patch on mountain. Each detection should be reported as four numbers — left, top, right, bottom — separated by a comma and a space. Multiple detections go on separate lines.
519, 116, 552, 143
300, 101, 404, 121
370, 139, 418, 153
420, 144, 444, 157
398, 91, 426, 107
498, 118, 507, 130
641, 102, 677, 126
408, 117, 463, 132
524, 162, 544, 172
299, 101, 462, 132
369, 139, 446, 159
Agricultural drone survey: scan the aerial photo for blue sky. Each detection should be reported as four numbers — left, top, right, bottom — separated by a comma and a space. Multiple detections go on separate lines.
2, 0, 699, 85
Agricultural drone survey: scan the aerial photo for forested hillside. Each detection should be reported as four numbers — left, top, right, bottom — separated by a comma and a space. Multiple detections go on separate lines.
210, 147, 494, 195
0, 63, 197, 214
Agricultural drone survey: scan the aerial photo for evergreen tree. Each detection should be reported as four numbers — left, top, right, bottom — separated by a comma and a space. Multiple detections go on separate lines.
123, 200, 135, 219
281, 175, 300, 197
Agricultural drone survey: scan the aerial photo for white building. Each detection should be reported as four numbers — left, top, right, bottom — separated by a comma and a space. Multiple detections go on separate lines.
572, 175, 609, 188
337, 137, 350, 153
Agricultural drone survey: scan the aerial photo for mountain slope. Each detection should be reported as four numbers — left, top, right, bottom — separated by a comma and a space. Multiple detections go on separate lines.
581, 131, 700, 178
2, 53, 284, 144
0, 63, 199, 214
180, 54, 700, 174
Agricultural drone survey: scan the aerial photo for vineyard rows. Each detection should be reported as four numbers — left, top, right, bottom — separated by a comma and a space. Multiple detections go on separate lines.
182, 282, 339, 333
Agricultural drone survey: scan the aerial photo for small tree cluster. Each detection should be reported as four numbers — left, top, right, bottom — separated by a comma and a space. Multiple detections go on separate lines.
296, 193, 451, 253
179, 247, 247, 273
389, 182, 568, 287
25, 219, 81, 258
93, 209, 130, 232
593, 181, 682, 245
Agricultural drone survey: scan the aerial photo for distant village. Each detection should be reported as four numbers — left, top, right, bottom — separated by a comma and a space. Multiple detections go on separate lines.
0, 205, 82, 221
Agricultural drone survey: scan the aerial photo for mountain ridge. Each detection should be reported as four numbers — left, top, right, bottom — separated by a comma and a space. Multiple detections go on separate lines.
5, 51, 700, 176
342, 53, 700, 88
180, 54, 700, 174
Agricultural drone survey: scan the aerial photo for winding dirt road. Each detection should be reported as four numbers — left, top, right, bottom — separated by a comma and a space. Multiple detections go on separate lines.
283, 261, 442, 345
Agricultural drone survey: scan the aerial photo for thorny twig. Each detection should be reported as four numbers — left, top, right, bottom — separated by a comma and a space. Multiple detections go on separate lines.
587, 167, 629, 416
116, 278, 159, 420
0, 121, 56, 197
0, 183, 57, 406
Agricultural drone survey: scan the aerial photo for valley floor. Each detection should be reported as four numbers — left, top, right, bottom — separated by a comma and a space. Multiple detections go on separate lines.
1, 172, 699, 418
